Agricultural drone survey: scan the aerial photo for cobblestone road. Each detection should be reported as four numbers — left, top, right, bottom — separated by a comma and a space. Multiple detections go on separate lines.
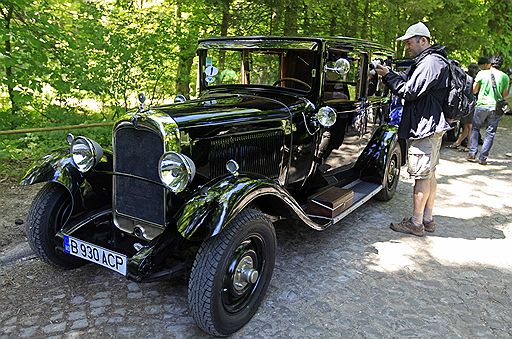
1, 118, 512, 338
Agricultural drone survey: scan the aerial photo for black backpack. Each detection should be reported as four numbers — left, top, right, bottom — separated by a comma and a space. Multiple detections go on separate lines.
442, 58, 476, 122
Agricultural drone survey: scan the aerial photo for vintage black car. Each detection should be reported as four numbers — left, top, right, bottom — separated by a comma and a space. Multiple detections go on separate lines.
22, 36, 403, 336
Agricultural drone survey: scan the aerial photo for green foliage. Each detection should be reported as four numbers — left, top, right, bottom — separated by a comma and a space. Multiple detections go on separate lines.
1, 0, 512, 178
0, 106, 112, 179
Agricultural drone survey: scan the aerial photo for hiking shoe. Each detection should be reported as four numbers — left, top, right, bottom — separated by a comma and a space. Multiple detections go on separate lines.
479, 159, 487, 165
390, 218, 425, 237
423, 219, 436, 233
467, 154, 477, 163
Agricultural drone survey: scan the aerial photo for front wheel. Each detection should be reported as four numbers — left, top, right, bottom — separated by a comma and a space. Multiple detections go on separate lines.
188, 209, 276, 336
375, 143, 401, 201
26, 182, 85, 269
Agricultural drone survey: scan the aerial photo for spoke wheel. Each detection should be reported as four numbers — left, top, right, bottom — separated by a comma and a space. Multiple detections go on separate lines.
188, 209, 276, 336
375, 144, 401, 201
26, 182, 85, 269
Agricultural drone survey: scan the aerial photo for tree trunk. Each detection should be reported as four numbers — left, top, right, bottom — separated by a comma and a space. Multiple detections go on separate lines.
283, 0, 298, 35
220, 0, 230, 36
174, 2, 191, 98
176, 54, 194, 98
329, 15, 337, 36
361, 0, 370, 39
348, 0, 359, 37
1, 5, 17, 116
218, 0, 231, 70
302, 2, 309, 35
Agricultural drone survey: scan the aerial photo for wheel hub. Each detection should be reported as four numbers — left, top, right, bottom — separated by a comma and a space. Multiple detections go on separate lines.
387, 158, 397, 185
233, 255, 259, 291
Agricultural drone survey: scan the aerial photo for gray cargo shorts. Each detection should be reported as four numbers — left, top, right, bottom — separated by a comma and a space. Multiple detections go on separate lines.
407, 132, 444, 180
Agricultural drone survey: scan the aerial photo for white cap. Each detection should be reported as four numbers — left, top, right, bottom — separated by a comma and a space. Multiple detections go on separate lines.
397, 22, 431, 41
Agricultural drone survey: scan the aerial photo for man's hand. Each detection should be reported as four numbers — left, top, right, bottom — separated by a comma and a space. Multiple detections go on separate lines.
375, 64, 390, 77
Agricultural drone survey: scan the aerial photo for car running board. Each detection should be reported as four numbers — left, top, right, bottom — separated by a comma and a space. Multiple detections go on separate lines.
305, 179, 382, 226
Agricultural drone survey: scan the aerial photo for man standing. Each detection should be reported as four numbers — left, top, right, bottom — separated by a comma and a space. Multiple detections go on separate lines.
375, 22, 450, 236
468, 55, 510, 165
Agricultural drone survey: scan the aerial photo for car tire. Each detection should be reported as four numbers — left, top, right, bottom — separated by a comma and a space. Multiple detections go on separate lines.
188, 208, 276, 336
26, 182, 85, 269
375, 143, 401, 201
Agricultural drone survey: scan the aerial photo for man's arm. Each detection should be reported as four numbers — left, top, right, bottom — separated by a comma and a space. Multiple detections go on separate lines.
377, 56, 445, 101
501, 87, 508, 98
501, 75, 510, 98
473, 81, 480, 95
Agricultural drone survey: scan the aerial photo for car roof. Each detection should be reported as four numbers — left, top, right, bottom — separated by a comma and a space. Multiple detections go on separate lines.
197, 36, 394, 55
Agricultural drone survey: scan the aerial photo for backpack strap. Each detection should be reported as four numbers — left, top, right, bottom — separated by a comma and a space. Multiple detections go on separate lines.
490, 72, 503, 100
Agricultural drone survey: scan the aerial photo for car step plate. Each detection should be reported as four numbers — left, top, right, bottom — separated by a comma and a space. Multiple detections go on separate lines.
63, 235, 127, 276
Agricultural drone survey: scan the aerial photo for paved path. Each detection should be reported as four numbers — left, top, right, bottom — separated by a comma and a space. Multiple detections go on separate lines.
1, 118, 512, 338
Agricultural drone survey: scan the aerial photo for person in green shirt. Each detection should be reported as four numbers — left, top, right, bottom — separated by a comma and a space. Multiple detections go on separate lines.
468, 55, 510, 165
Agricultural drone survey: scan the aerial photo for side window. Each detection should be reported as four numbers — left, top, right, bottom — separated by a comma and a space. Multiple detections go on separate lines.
323, 49, 363, 102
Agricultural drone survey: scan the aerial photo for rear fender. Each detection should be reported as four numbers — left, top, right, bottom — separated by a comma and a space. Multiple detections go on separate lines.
175, 175, 322, 241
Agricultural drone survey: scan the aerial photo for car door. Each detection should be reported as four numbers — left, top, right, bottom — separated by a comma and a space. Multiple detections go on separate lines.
319, 47, 368, 171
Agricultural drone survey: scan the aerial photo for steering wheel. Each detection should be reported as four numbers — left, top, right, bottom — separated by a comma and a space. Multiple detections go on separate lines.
272, 77, 312, 90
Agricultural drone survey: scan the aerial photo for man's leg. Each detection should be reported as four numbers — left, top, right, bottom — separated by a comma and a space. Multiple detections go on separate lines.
422, 171, 438, 233
465, 124, 472, 148
479, 111, 501, 162
453, 123, 469, 148
412, 177, 431, 226
468, 107, 488, 159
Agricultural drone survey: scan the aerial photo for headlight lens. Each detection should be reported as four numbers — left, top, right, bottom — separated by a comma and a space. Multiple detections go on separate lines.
159, 152, 196, 193
316, 106, 337, 127
70, 137, 103, 172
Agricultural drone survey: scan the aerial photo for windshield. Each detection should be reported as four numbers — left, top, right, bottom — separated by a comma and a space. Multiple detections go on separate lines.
201, 48, 317, 92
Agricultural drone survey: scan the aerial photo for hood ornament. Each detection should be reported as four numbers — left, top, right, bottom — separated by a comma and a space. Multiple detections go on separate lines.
131, 92, 147, 127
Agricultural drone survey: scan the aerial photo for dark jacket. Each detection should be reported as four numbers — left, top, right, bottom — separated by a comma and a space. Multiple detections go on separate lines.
384, 45, 450, 139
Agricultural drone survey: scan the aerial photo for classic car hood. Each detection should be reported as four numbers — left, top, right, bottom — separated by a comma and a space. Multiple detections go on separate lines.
152, 92, 310, 129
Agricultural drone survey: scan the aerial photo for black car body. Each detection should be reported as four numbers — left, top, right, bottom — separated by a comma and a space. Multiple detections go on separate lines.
22, 36, 402, 336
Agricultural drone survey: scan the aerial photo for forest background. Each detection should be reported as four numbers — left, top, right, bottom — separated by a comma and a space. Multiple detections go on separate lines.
0, 0, 511, 178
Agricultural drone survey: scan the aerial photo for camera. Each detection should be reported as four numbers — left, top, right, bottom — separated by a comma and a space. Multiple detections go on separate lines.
370, 58, 384, 69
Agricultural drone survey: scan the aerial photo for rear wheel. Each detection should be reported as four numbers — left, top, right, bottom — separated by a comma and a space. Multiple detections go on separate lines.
188, 209, 276, 336
375, 144, 401, 201
26, 182, 85, 269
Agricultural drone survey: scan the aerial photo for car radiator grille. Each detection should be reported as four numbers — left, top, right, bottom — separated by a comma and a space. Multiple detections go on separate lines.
209, 130, 283, 179
114, 127, 165, 225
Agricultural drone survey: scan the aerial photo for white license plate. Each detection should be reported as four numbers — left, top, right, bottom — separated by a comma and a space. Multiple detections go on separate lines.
63, 235, 127, 276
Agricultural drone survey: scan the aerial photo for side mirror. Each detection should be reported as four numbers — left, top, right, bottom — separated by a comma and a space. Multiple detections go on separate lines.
174, 95, 186, 103
325, 58, 351, 76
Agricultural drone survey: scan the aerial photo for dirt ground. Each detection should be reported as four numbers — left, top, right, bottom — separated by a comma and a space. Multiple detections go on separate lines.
0, 178, 40, 253
1, 116, 512, 337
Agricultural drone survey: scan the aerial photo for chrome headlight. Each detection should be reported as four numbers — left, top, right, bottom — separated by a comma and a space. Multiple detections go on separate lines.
70, 136, 103, 172
316, 106, 337, 127
158, 152, 196, 193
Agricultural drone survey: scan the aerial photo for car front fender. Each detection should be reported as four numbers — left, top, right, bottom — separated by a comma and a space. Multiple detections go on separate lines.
175, 175, 323, 241
20, 148, 113, 213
